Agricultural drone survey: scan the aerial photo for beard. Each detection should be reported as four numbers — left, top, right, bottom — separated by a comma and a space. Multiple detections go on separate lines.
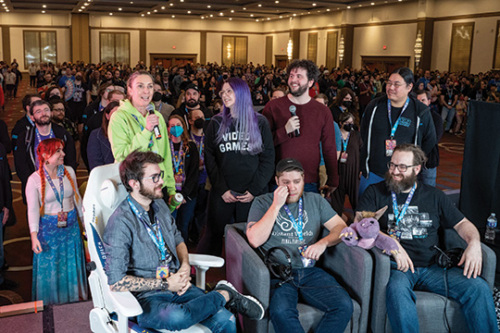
186, 98, 199, 108
288, 82, 309, 97
139, 182, 163, 200
35, 116, 51, 126
385, 169, 417, 194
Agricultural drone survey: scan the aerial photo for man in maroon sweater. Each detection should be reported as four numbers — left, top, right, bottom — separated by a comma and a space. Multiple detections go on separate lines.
263, 59, 338, 195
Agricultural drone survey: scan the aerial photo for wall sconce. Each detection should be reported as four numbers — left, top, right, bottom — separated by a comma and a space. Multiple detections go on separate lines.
414, 30, 422, 68
338, 34, 345, 63
226, 43, 232, 61
287, 38, 293, 60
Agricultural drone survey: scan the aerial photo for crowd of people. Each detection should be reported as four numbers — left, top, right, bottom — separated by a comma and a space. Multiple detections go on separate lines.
0, 57, 498, 332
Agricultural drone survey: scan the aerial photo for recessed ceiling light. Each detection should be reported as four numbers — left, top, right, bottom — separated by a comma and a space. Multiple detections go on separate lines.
118, 8, 122, 11
170, 3, 174, 6
243, 7, 246, 10
210, 14, 213, 17
130, 1, 133, 4
250, 14, 254, 17
230, 9, 234, 13
172, 15, 175, 18
313, 3, 317, 6
347, 6, 351, 9
371, 2, 375, 5
275, 0, 279, 3
147, 11, 150, 15
229, 18, 232, 20
42, 4, 46, 8
279, 15, 283, 18
219, 12, 223, 16
359, 4, 363, 7
293, 13, 296, 16
187, 10, 191, 14
161, 6, 165, 10
180, 0, 184, 2
78, 9, 82, 11
256, 19, 259, 22
153, 9, 157, 12
84, 2, 89, 6
109, 13, 113, 15
141, 14, 144, 17
207, 5, 211, 8
267, 17, 270, 20
327, 8, 330, 11
5, 9, 9, 12
258, 4, 262, 7
41, 10, 46, 13
201, 16, 204, 19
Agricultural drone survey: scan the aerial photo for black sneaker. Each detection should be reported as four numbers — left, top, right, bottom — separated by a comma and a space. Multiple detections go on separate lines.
215, 280, 265, 320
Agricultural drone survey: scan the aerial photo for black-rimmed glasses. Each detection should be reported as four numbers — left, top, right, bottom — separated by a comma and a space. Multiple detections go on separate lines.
387, 162, 417, 172
142, 171, 164, 183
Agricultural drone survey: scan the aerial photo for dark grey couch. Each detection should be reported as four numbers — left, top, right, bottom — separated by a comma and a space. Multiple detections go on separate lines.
225, 222, 373, 333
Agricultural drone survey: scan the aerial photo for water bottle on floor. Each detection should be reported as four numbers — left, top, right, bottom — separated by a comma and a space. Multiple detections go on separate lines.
485, 213, 497, 243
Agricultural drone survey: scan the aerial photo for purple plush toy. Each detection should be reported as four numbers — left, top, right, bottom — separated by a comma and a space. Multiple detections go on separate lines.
339, 209, 399, 256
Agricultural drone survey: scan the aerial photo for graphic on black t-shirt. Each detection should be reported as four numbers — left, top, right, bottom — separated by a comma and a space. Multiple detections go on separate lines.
388, 205, 431, 240
218, 131, 251, 153
272, 209, 311, 245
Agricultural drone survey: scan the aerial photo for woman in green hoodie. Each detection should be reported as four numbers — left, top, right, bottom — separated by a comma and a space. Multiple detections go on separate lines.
108, 70, 176, 199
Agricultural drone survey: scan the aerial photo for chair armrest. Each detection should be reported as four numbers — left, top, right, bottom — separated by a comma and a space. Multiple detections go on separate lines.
322, 243, 373, 333
369, 248, 392, 333
108, 290, 143, 318
480, 243, 496, 290
225, 223, 270, 309
189, 254, 225, 268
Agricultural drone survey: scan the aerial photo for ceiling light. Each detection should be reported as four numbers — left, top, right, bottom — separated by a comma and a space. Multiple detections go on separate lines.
41, 10, 46, 13
250, 14, 254, 17
258, 4, 262, 7
118, 8, 122, 11
180, 0, 184, 2
293, 13, 296, 16
147, 11, 150, 15
161, 6, 165, 10
313, 3, 317, 6
210, 14, 213, 17
130, 1, 133, 4
229, 18, 232, 20
5, 9, 8, 12
141, 14, 144, 16
243, 7, 246, 10
327, 8, 330, 11
84, 3, 89, 6
230, 9, 234, 13
154, 9, 157, 12
279, 15, 282, 18
187, 10, 191, 14
207, 5, 211, 8
256, 19, 259, 22
267, 17, 270, 20
109, 13, 113, 15
371, 2, 375, 5
359, 4, 363, 7
170, 3, 174, 6
275, 0, 279, 3
78, 9, 82, 11
42, 4, 46, 8
219, 12, 223, 16
201, 16, 204, 19
171, 15, 175, 18
347, 6, 351, 9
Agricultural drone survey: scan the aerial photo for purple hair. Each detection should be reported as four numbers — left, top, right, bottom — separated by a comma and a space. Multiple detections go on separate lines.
216, 77, 263, 155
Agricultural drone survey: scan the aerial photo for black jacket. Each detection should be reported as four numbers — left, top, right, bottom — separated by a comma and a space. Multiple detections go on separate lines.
14, 123, 77, 202
360, 95, 437, 177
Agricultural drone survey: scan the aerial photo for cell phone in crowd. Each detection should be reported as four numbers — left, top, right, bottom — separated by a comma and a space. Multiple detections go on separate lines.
230, 190, 245, 197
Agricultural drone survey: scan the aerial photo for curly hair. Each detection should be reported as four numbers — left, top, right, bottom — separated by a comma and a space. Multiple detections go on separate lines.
120, 150, 164, 192
287, 59, 320, 83
393, 143, 428, 166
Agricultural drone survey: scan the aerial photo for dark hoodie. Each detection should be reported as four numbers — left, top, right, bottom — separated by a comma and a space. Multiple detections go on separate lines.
360, 95, 437, 177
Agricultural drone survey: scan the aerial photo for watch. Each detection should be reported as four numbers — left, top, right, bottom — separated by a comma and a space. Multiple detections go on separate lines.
161, 277, 169, 291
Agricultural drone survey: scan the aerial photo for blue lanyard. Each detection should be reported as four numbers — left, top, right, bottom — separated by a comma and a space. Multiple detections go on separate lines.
387, 97, 410, 139
342, 132, 350, 152
26, 114, 34, 126
170, 140, 184, 173
35, 128, 55, 143
190, 133, 204, 159
283, 197, 304, 242
43, 165, 65, 210
127, 196, 170, 262
130, 114, 154, 149
391, 182, 417, 226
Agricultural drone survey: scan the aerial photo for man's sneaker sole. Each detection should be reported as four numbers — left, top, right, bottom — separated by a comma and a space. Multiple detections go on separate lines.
215, 280, 265, 320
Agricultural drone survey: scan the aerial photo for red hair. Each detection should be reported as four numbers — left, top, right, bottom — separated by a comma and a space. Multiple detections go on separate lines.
36, 138, 80, 215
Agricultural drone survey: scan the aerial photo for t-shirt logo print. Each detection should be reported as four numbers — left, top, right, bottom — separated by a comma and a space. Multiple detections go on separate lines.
273, 209, 311, 244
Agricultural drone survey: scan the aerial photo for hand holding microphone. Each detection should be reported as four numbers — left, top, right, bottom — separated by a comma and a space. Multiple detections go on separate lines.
285, 105, 300, 137
146, 104, 162, 139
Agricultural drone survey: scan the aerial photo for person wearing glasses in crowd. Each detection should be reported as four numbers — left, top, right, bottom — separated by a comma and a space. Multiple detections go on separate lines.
359, 67, 436, 196
356, 143, 497, 333
199, 77, 275, 256
108, 70, 176, 202
26, 138, 88, 305
166, 115, 199, 242
14, 100, 76, 203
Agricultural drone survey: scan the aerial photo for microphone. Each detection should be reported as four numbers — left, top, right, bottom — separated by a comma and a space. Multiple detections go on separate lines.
289, 105, 300, 137
146, 104, 161, 140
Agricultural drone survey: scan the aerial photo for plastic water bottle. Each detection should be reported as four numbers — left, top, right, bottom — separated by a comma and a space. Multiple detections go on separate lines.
485, 213, 497, 243
168, 193, 184, 212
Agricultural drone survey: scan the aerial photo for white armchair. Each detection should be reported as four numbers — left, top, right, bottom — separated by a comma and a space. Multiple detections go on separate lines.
83, 163, 224, 333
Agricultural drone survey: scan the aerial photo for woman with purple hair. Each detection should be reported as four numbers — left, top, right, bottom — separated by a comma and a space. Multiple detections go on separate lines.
199, 77, 275, 256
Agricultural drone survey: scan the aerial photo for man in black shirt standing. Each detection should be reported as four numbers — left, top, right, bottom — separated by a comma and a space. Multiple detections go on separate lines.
357, 143, 497, 333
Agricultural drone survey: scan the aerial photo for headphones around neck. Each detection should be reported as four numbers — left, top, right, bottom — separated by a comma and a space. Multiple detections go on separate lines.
265, 246, 293, 286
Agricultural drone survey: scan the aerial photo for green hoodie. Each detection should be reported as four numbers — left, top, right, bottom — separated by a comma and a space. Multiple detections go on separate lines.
109, 99, 175, 195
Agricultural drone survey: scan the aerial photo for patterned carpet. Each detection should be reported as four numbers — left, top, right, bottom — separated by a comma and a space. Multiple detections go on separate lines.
0, 75, 466, 307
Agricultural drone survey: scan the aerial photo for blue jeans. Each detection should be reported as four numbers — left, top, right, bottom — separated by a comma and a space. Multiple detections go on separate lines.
137, 286, 236, 333
441, 106, 456, 131
269, 267, 353, 333
419, 167, 437, 187
359, 172, 384, 197
173, 197, 197, 242
386, 263, 498, 333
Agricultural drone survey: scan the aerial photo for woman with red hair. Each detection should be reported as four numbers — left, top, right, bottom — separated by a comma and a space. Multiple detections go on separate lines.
26, 138, 88, 305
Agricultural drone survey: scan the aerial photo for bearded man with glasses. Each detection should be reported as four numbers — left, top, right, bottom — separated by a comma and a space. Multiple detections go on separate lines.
359, 67, 436, 197
356, 143, 497, 333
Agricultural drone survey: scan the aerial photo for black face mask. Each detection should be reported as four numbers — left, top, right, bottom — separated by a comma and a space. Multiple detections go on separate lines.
161, 94, 169, 103
342, 101, 352, 108
343, 124, 354, 131
193, 118, 204, 129
152, 91, 162, 102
